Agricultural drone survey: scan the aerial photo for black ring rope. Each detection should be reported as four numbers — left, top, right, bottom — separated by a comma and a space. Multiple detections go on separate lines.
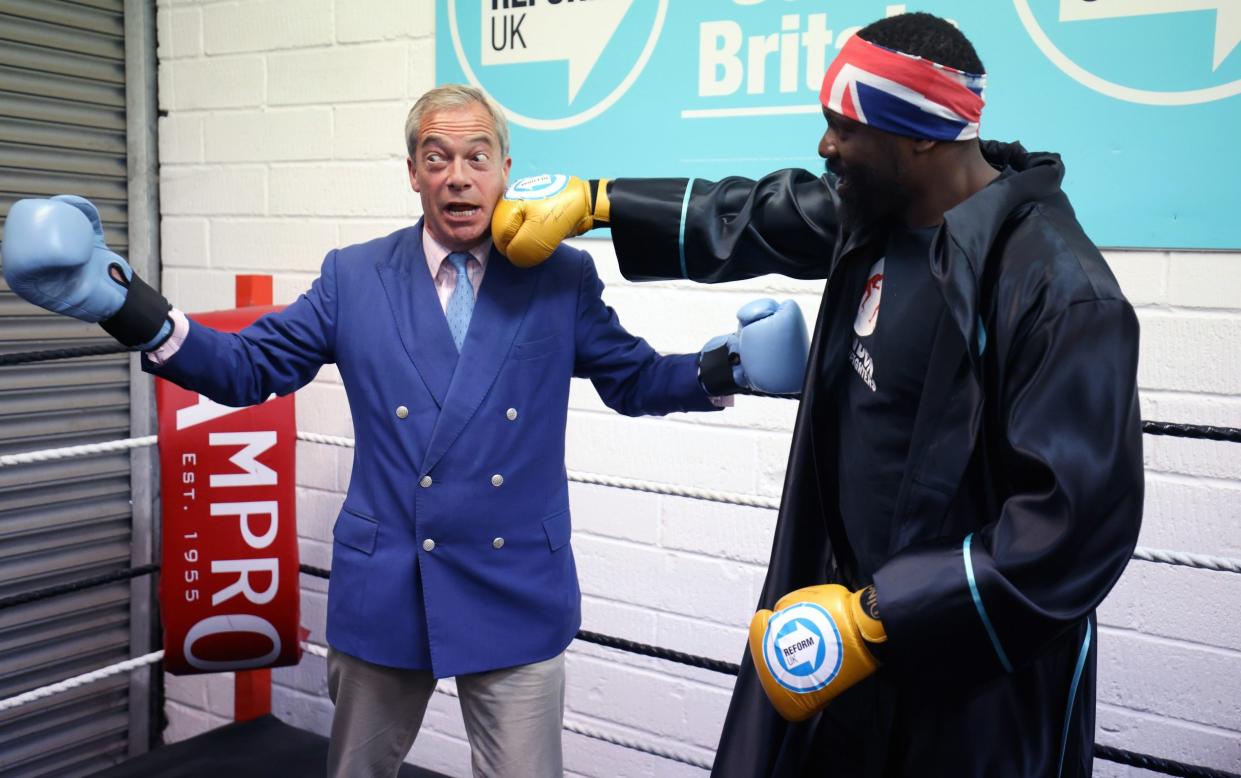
0, 343, 135, 366
1094, 745, 1239, 778
3, 344, 1241, 443
300, 563, 331, 579
0, 563, 160, 610
1142, 421, 1241, 444
575, 629, 742, 676
2, 563, 1234, 777
301, 564, 746, 674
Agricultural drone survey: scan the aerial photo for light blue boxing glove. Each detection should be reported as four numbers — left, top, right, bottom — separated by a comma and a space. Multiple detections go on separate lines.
698, 299, 809, 396
2, 195, 172, 349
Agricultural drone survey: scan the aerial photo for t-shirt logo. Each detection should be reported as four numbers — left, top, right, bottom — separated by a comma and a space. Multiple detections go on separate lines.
853, 258, 884, 337
850, 338, 876, 392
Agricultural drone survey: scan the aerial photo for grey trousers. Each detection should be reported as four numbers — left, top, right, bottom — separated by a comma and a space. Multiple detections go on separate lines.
326, 647, 565, 778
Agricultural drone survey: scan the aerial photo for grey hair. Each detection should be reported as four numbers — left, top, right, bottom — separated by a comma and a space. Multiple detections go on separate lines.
404, 84, 510, 161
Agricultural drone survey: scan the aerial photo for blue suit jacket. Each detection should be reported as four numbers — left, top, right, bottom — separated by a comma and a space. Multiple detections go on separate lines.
145, 222, 716, 676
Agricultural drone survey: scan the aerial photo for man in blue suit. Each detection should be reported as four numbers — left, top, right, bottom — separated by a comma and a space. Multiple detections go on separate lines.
1, 84, 809, 777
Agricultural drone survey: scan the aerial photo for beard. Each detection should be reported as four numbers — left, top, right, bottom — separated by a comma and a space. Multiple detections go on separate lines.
826, 159, 907, 233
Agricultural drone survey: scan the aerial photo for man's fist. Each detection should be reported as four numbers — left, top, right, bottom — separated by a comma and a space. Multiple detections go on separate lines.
491, 174, 609, 267
2, 195, 172, 349
699, 299, 809, 396
748, 584, 886, 722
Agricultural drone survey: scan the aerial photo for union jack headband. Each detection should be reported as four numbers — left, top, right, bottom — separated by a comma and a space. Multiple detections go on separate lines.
820, 34, 986, 141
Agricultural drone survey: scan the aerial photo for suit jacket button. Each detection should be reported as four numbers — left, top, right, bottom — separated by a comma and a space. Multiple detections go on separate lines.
419, 475, 433, 488
506, 408, 518, 421
396, 405, 409, 419
423, 539, 435, 552
491, 474, 504, 487
492, 537, 505, 550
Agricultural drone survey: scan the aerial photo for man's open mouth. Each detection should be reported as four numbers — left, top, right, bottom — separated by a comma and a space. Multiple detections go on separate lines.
826, 166, 847, 192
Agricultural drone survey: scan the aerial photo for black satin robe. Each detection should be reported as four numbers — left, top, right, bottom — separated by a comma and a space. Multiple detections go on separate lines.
607, 141, 1144, 777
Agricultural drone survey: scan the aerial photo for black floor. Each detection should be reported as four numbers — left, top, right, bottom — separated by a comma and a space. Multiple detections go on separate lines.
90, 715, 448, 778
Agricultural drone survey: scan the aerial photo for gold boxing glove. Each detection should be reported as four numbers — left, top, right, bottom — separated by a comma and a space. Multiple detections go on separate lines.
491, 174, 610, 268
748, 584, 887, 722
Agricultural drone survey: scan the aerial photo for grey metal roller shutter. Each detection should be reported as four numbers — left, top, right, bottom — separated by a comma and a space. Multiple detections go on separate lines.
0, 0, 156, 775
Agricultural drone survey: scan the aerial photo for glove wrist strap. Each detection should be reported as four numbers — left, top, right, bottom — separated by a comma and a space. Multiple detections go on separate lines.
698, 343, 743, 396
851, 586, 888, 645
589, 178, 611, 225
101, 270, 173, 349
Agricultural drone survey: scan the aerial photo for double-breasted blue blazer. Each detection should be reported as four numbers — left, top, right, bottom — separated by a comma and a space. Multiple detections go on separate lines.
145, 221, 717, 677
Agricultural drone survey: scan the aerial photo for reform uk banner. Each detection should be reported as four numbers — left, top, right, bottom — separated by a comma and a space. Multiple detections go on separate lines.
156, 306, 301, 675
437, 0, 1241, 249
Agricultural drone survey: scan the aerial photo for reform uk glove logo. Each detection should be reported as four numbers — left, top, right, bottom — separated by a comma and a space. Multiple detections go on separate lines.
447, 0, 669, 129
762, 603, 844, 693
504, 174, 570, 200
1014, 0, 1241, 104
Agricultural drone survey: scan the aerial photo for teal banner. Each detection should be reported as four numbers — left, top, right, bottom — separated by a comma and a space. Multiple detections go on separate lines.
436, 1, 1241, 249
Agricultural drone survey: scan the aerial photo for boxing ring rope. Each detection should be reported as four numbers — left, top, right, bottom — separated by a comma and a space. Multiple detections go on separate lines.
0, 342, 134, 367
1, 354, 1239, 776
296, 641, 718, 771
0, 434, 159, 466
4, 432, 1241, 575
1142, 421, 1241, 444
0, 651, 165, 714
5, 342, 1241, 446
2, 559, 1237, 778
0, 562, 161, 610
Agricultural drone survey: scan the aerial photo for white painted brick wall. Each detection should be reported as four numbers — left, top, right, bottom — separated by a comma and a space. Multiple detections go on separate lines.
152, 2, 1240, 774
202, 0, 334, 55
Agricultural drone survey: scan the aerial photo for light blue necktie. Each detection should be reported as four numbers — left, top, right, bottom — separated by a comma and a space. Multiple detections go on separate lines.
445, 251, 475, 351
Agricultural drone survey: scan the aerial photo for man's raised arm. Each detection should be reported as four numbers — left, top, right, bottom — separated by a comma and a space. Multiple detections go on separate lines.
492, 170, 844, 282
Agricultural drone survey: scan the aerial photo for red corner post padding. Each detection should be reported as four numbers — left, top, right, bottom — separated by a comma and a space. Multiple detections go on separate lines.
155, 305, 301, 675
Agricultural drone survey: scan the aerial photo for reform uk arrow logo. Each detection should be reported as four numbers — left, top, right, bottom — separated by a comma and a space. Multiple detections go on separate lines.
449, 0, 669, 130
481, 0, 634, 103
1015, 0, 1241, 104
1059, 0, 1241, 70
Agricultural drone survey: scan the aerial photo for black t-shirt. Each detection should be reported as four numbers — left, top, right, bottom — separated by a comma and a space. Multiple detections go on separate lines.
836, 226, 945, 582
